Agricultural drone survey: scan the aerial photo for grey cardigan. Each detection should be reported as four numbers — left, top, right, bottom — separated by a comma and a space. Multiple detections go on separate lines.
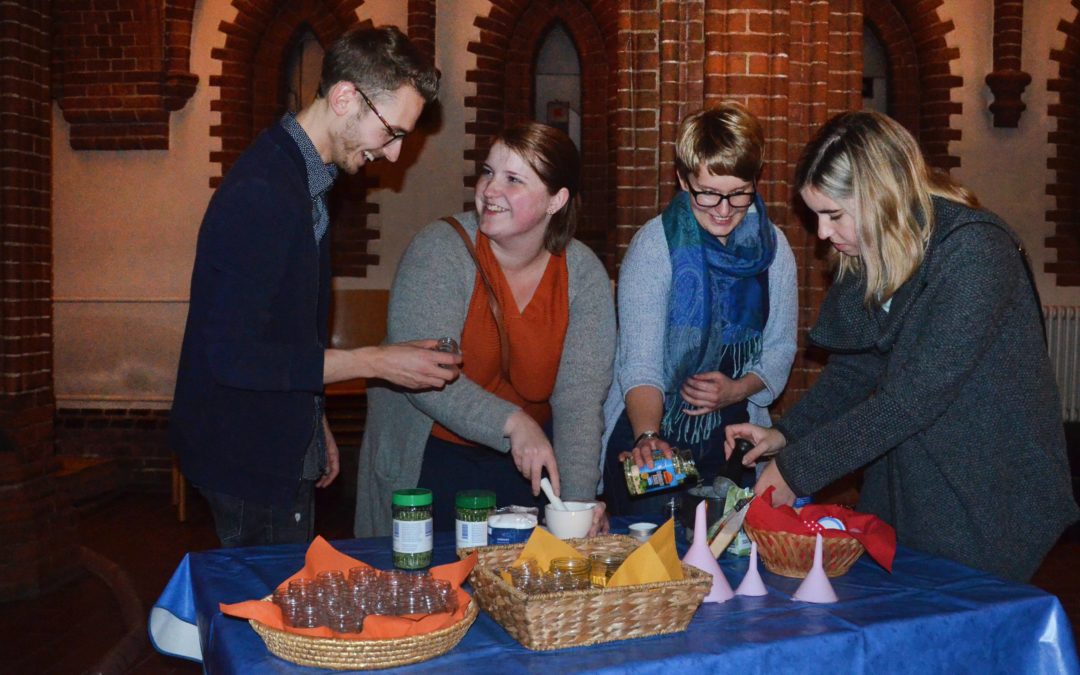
354, 212, 616, 537
775, 197, 1079, 582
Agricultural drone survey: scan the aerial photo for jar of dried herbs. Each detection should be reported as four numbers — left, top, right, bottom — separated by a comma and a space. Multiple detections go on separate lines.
455, 490, 495, 551
392, 488, 433, 569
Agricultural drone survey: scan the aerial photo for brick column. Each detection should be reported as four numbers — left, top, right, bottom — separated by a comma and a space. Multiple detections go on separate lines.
985, 0, 1031, 127
0, 0, 77, 601
1045, 2, 1080, 286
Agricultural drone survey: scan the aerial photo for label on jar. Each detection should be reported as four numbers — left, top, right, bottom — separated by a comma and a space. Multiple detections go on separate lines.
393, 517, 433, 554
456, 519, 488, 549
627, 457, 685, 495
487, 512, 537, 545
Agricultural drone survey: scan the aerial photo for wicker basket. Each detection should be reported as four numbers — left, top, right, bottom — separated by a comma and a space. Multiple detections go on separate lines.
464, 534, 711, 650
249, 598, 478, 670
744, 523, 865, 578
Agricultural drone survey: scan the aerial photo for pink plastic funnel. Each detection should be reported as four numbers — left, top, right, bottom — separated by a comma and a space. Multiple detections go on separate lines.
792, 533, 838, 603
682, 499, 734, 603
735, 541, 768, 597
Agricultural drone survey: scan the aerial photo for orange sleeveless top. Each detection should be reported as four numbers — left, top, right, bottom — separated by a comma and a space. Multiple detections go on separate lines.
431, 233, 569, 445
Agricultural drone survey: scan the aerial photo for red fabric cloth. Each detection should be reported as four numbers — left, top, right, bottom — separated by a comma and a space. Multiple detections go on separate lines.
746, 487, 897, 572
220, 536, 477, 639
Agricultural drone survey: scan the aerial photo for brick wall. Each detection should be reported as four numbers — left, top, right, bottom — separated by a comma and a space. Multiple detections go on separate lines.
0, 0, 77, 601
209, 0, 377, 278
863, 0, 963, 170
55, 409, 172, 490
1047, 1, 1080, 286
52, 0, 198, 150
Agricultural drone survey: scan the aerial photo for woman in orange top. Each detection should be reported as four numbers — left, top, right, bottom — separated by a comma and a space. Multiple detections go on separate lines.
354, 123, 616, 536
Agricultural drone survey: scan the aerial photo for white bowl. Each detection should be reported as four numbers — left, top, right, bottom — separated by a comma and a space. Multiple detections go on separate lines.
544, 501, 596, 539
628, 522, 657, 541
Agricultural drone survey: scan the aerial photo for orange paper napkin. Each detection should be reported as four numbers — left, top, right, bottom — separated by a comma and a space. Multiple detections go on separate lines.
219, 536, 477, 640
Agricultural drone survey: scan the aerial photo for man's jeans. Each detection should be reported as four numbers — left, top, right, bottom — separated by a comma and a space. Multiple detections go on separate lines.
198, 481, 315, 548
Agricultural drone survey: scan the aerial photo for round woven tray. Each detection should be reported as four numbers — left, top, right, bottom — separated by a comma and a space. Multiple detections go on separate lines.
250, 598, 478, 670
744, 524, 865, 578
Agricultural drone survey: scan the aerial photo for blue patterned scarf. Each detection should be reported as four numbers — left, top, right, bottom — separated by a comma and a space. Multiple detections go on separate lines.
660, 191, 776, 445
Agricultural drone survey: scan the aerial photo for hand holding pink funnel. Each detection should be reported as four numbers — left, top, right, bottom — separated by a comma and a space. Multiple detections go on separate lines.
682, 499, 734, 603
792, 533, 838, 603
735, 541, 768, 596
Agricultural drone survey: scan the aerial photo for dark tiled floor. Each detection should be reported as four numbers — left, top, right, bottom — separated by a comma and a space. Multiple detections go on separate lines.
0, 479, 1077, 674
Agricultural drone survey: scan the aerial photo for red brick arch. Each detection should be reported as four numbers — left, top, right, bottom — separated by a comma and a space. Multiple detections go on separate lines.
208, 0, 388, 277
862, 0, 962, 171
465, 0, 621, 271
208, 0, 364, 186
1046, 1, 1080, 286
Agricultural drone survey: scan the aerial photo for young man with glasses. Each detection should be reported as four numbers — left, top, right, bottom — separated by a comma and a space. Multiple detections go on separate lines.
600, 102, 799, 517
171, 26, 462, 547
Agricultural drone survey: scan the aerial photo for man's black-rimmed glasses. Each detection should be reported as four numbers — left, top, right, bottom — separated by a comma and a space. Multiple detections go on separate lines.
354, 85, 407, 148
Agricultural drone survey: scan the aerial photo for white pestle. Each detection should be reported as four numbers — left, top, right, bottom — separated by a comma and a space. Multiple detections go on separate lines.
540, 477, 567, 510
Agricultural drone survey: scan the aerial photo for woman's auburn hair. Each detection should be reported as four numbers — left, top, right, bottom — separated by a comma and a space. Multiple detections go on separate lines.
488, 122, 581, 254
794, 110, 978, 306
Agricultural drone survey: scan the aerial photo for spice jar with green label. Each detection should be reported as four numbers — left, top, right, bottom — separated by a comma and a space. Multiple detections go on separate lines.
392, 488, 433, 569
455, 490, 495, 551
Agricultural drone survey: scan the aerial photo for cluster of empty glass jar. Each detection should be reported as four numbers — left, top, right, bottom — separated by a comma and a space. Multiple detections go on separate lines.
272, 566, 457, 632
505, 556, 621, 594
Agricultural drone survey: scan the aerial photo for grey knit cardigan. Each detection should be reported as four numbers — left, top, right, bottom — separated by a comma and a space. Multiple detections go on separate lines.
354, 212, 616, 537
774, 197, 1078, 582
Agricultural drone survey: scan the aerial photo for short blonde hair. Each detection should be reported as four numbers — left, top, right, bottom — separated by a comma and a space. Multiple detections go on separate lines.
794, 111, 978, 306
675, 102, 764, 184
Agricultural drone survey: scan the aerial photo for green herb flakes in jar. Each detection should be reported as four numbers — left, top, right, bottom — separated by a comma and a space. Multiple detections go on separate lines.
455, 490, 496, 551
392, 488, 433, 569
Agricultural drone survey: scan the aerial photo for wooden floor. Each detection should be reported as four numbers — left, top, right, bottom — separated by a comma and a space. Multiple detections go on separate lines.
0, 484, 1077, 674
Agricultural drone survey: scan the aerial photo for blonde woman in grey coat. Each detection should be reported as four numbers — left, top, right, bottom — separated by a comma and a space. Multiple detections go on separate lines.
727, 111, 1078, 582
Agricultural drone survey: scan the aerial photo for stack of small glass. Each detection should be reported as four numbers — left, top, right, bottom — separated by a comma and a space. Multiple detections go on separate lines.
504, 557, 593, 594
272, 566, 458, 632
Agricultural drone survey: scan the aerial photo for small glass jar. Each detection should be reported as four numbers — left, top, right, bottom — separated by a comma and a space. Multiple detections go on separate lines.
455, 490, 496, 551
588, 553, 626, 588
392, 488, 433, 569
550, 557, 591, 591
623, 448, 700, 496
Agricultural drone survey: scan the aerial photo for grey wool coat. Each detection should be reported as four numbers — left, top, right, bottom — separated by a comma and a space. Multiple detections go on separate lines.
774, 197, 1078, 582
354, 212, 616, 537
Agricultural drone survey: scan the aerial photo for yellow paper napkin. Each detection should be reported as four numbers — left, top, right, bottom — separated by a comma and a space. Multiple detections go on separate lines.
511, 526, 587, 570
607, 519, 683, 587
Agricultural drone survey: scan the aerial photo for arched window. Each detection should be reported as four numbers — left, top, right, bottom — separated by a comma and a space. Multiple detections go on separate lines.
862, 23, 888, 115
283, 27, 324, 114
533, 23, 581, 150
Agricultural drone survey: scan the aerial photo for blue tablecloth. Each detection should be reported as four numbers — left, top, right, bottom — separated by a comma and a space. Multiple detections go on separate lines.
150, 521, 1079, 674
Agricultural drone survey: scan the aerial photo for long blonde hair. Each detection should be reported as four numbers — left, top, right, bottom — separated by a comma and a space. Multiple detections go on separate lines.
794, 111, 978, 306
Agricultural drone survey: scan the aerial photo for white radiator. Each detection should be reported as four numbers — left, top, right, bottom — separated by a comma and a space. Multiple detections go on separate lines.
1045, 305, 1080, 423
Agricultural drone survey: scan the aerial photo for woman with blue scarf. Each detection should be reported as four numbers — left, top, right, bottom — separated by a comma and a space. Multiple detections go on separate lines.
600, 103, 798, 516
